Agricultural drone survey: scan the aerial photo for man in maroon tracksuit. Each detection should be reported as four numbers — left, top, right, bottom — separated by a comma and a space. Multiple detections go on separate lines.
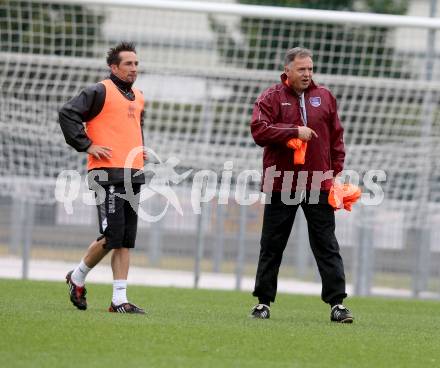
249, 47, 353, 323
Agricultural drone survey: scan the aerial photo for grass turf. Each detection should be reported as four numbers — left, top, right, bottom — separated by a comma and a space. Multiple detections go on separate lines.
1, 279, 439, 368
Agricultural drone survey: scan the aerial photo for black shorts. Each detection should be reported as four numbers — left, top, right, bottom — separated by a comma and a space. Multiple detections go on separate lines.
96, 183, 141, 249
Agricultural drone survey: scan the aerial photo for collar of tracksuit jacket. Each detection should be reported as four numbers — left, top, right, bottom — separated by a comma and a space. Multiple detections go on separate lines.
109, 73, 135, 100
280, 72, 317, 96
280, 73, 317, 127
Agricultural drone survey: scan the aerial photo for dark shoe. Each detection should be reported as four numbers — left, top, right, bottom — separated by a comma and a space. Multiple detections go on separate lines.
250, 304, 270, 319
330, 304, 353, 323
66, 270, 87, 310
109, 302, 145, 314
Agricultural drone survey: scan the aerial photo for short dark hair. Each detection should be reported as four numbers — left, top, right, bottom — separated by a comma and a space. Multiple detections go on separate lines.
284, 47, 313, 66
106, 42, 136, 66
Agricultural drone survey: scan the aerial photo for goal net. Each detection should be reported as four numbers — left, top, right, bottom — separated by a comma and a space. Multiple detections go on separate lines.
1, 0, 440, 231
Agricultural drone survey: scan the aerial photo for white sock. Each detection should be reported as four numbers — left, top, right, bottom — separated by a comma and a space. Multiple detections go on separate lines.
71, 260, 91, 287
112, 280, 128, 305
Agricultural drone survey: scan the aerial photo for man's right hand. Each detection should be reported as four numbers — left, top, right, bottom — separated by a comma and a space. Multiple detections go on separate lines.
86, 144, 112, 159
297, 126, 318, 141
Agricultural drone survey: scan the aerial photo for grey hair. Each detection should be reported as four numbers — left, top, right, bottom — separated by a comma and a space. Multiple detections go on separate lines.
284, 47, 313, 66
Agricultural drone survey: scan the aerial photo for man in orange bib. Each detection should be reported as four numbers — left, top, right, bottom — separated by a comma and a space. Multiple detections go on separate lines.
59, 42, 147, 314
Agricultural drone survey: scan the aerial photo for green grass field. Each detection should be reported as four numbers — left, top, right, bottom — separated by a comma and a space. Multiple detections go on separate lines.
1, 279, 439, 368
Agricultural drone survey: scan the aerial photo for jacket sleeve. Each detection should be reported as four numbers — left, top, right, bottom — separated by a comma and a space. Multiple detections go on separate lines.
250, 91, 298, 147
329, 94, 345, 175
58, 83, 105, 152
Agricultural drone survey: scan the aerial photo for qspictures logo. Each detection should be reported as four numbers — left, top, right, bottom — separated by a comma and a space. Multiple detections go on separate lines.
55, 147, 386, 222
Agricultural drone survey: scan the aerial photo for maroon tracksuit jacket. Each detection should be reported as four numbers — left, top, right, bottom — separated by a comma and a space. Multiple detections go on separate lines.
251, 73, 345, 192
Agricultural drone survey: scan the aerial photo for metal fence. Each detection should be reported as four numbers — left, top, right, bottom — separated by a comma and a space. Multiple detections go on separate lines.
1, 180, 439, 298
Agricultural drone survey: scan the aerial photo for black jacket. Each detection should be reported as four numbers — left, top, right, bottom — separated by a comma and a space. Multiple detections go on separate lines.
59, 74, 145, 186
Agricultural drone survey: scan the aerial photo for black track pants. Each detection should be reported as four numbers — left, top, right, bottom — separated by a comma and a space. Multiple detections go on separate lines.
253, 193, 347, 304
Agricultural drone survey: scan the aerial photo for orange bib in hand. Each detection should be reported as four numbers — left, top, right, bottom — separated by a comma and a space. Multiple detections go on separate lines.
286, 138, 307, 165
328, 183, 361, 211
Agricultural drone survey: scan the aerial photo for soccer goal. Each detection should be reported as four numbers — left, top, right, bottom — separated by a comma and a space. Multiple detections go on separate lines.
1, 0, 440, 296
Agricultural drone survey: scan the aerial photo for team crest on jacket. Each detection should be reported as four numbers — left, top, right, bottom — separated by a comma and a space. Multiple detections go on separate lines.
309, 96, 321, 107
